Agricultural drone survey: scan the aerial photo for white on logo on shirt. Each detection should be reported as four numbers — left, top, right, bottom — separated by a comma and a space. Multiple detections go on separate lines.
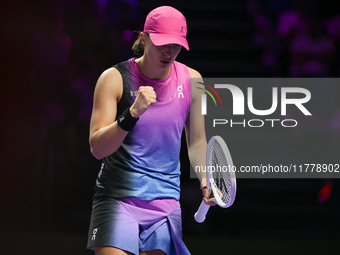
177, 85, 184, 98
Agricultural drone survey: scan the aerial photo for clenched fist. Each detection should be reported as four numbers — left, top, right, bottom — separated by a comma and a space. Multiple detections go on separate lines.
130, 86, 157, 118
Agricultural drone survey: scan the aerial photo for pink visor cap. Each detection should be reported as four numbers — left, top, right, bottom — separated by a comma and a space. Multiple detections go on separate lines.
143, 6, 189, 50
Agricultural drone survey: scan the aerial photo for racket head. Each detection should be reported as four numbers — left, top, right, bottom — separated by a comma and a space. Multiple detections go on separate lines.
206, 136, 236, 208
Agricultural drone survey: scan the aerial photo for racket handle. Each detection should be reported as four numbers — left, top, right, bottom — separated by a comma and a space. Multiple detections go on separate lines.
194, 200, 211, 223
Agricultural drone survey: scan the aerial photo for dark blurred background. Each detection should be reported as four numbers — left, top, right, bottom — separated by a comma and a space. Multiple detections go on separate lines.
1, 0, 340, 254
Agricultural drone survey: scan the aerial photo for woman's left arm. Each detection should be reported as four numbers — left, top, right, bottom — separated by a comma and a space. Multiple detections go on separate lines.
185, 67, 215, 205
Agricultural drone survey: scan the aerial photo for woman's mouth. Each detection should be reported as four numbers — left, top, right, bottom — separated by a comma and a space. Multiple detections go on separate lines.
160, 60, 171, 65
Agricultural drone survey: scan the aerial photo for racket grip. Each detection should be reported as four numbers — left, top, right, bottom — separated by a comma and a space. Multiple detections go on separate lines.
194, 200, 211, 223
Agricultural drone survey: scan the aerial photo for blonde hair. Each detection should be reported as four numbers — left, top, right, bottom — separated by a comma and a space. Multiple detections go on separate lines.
132, 32, 148, 56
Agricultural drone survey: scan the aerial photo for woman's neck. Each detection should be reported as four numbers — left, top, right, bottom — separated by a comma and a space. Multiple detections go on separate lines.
135, 56, 171, 80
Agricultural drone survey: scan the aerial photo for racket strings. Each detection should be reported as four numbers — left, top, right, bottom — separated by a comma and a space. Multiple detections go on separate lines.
211, 141, 232, 204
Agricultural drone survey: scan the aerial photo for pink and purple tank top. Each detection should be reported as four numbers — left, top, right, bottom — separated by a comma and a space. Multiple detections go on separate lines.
94, 58, 192, 200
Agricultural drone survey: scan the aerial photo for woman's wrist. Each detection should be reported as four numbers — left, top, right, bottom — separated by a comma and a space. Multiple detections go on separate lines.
117, 107, 139, 131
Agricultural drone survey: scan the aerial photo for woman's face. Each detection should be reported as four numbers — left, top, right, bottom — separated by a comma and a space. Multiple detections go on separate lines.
142, 33, 182, 70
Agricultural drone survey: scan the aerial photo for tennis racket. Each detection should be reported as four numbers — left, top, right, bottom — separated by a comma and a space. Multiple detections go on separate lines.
194, 135, 236, 223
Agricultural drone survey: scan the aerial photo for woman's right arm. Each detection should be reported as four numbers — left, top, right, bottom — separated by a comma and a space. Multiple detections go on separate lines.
89, 67, 128, 160
89, 67, 157, 160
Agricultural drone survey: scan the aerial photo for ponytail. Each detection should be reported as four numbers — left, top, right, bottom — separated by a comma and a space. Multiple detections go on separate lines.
132, 32, 148, 56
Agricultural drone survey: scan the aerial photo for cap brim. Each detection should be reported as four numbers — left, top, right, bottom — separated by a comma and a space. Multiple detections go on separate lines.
149, 33, 189, 51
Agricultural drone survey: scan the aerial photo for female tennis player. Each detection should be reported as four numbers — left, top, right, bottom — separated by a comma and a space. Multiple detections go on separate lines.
87, 6, 214, 255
